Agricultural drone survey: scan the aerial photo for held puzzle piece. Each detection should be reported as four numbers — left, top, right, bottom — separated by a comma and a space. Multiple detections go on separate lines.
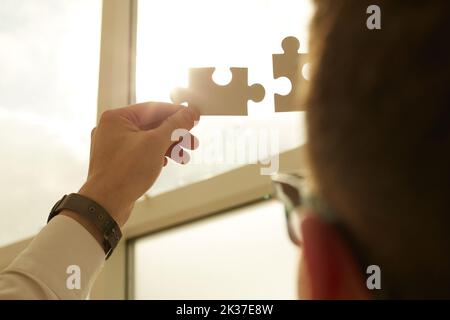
272, 36, 309, 112
170, 67, 265, 116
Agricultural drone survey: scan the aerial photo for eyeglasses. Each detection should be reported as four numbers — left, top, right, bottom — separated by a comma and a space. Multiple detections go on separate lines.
271, 172, 339, 247
272, 173, 391, 298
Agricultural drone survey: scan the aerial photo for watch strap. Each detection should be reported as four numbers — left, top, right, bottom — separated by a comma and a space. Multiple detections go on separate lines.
48, 193, 122, 259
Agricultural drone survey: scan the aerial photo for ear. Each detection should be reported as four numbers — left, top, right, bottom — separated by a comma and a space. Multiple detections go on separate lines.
298, 213, 371, 300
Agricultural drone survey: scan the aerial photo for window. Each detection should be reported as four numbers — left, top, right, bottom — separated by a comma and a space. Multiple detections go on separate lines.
0, 0, 101, 246
130, 0, 312, 300
136, 0, 312, 195
131, 200, 299, 299
0, 0, 311, 299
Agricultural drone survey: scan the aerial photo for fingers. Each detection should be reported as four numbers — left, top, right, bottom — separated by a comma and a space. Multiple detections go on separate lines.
154, 106, 200, 150
173, 132, 199, 150
165, 144, 191, 165
107, 102, 186, 130
162, 131, 199, 165
99, 102, 201, 168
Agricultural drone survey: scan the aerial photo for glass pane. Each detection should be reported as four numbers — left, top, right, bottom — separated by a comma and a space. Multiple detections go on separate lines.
0, 0, 101, 246
132, 200, 299, 299
136, 0, 312, 195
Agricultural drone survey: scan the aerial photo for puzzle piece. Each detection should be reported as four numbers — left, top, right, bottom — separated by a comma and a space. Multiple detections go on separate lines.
170, 67, 265, 116
273, 36, 309, 112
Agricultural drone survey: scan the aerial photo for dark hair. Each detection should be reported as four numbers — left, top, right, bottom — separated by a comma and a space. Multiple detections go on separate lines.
306, 0, 450, 298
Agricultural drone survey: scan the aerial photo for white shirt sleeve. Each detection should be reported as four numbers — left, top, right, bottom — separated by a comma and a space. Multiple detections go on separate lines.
0, 215, 105, 300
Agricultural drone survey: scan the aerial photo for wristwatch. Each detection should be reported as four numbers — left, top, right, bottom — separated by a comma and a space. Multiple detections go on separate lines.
48, 193, 122, 259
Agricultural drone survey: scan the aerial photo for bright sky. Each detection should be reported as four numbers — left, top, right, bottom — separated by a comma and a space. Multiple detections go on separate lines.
0, 0, 101, 246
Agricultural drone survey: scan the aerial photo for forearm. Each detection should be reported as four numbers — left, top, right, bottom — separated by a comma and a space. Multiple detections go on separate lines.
0, 215, 105, 299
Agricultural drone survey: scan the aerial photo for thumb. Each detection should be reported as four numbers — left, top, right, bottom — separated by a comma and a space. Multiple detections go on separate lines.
153, 107, 199, 149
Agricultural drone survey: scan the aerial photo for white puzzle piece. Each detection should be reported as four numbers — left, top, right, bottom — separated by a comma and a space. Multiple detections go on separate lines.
170, 67, 265, 116
273, 36, 309, 112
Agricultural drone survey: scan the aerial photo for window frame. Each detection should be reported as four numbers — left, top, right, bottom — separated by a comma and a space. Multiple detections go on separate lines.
0, 0, 304, 299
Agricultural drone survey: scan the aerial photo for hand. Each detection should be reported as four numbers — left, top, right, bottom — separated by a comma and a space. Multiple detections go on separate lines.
77, 102, 200, 227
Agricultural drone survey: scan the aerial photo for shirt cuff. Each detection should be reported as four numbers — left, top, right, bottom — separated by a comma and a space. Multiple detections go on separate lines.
4, 215, 105, 299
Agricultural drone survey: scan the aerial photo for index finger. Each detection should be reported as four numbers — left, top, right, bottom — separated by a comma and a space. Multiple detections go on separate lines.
111, 102, 185, 130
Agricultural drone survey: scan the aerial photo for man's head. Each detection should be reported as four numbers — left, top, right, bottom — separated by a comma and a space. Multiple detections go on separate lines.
300, 0, 450, 299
